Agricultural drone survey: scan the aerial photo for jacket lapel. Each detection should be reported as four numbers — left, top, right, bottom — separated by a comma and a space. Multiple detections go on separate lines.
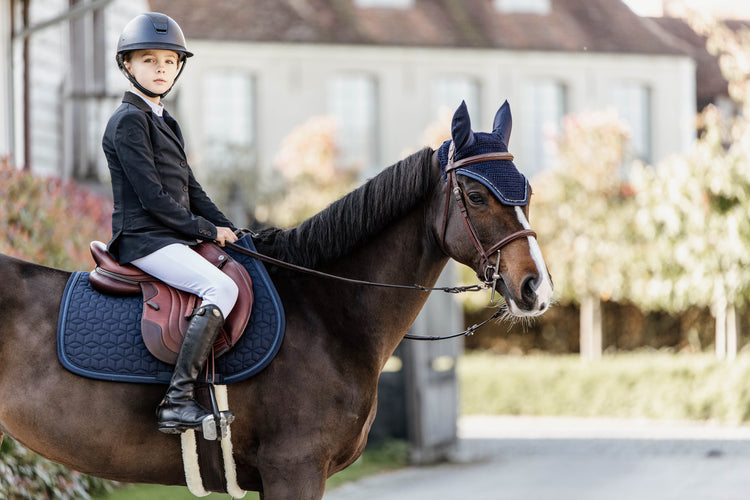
161, 109, 185, 146
153, 112, 184, 148
121, 92, 185, 149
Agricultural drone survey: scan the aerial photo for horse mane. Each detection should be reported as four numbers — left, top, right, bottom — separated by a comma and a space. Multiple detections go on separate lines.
253, 147, 435, 269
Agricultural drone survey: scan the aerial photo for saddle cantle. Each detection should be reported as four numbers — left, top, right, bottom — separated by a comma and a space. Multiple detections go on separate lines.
88, 241, 253, 364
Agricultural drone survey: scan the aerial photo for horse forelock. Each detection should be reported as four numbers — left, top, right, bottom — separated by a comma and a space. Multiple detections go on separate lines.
254, 147, 436, 268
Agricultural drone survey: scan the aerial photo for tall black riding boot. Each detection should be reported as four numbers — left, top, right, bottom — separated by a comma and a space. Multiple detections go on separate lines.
157, 304, 224, 434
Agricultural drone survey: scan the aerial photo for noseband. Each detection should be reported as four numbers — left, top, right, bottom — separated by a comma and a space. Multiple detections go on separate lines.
440, 142, 537, 298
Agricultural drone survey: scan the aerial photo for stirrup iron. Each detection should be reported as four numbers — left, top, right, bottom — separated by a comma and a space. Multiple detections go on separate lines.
201, 382, 234, 441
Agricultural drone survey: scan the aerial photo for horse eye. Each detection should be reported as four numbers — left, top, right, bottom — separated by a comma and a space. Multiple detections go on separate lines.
467, 192, 486, 205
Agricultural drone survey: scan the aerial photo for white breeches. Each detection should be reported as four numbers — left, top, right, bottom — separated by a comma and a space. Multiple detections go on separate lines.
131, 243, 238, 318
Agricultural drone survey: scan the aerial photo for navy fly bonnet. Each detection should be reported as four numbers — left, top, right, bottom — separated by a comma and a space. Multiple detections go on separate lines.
437, 100, 530, 206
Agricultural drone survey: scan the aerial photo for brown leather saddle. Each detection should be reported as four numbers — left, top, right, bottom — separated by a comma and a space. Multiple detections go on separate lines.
88, 241, 253, 364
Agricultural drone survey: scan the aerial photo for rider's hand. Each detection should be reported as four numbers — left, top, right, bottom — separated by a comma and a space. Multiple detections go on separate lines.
215, 226, 238, 247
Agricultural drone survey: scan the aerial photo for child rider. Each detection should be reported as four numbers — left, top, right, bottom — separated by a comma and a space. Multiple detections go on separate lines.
102, 12, 238, 434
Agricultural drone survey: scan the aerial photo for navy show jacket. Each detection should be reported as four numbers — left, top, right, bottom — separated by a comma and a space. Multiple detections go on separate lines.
102, 92, 234, 264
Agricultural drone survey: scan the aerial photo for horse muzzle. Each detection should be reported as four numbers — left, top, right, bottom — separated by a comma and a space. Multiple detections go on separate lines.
498, 270, 553, 317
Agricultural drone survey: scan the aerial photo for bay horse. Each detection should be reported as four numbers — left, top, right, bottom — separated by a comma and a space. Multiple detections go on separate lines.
0, 101, 552, 499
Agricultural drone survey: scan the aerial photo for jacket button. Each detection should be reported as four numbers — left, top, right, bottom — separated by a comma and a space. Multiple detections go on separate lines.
180, 161, 186, 167
183, 186, 189, 192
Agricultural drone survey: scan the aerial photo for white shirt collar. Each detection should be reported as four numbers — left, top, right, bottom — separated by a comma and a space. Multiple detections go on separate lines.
129, 90, 164, 117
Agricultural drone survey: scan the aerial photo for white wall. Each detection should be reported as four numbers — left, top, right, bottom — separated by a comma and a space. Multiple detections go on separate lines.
9, 0, 148, 177
27, 0, 67, 176
0, 0, 10, 160
177, 41, 695, 182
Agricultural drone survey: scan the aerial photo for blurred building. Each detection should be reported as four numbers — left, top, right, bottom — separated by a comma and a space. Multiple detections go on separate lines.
156, 0, 695, 184
627, 0, 750, 18
663, 0, 750, 20
652, 15, 750, 114
2, 0, 150, 179
2, 0, 702, 187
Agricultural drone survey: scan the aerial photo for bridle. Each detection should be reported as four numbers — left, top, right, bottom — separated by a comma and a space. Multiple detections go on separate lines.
223, 145, 540, 340
440, 142, 537, 302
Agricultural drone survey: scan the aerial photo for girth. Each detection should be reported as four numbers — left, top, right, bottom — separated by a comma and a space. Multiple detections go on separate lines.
88, 241, 253, 364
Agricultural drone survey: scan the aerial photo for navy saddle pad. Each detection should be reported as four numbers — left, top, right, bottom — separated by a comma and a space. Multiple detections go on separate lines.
57, 235, 285, 385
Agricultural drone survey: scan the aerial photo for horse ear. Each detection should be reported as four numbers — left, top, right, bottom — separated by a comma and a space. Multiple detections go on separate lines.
451, 100, 475, 151
493, 100, 513, 145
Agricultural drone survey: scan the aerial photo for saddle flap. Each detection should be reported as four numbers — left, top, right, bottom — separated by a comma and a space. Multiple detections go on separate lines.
137, 242, 254, 364
195, 243, 254, 348
141, 281, 197, 364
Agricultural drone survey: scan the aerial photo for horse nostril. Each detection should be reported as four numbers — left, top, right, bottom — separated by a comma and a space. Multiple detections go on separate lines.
521, 274, 539, 303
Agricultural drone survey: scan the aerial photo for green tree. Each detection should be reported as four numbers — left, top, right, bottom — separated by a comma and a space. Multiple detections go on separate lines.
257, 116, 361, 227
625, 11, 750, 358
531, 14, 750, 359
532, 110, 634, 359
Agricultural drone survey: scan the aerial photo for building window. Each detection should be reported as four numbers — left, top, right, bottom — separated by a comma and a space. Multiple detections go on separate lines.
612, 82, 652, 163
328, 74, 379, 174
355, 0, 414, 8
520, 79, 567, 177
202, 71, 255, 157
432, 77, 480, 125
494, 0, 551, 14
65, 3, 107, 180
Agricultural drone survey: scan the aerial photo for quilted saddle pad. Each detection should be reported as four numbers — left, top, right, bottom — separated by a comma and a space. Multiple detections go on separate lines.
56, 235, 285, 385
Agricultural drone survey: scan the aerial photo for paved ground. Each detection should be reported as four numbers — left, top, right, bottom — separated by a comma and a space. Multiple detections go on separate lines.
324, 416, 750, 500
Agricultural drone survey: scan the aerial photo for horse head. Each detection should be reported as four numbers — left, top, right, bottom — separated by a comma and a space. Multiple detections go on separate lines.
433, 100, 553, 317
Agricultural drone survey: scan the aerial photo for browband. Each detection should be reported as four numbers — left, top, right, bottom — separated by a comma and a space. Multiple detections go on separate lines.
445, 141, 514, 174
446, 152, 515, 173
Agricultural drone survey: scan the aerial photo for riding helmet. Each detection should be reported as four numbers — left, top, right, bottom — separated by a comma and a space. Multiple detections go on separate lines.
116, 12, 193, 98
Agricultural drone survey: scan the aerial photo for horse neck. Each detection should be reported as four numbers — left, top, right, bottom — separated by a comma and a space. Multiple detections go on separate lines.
259, 148, 449, 368
326, 199, 449, 367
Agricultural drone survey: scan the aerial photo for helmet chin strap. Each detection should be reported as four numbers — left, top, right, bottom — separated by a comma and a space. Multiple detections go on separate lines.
116, 53, 186, 99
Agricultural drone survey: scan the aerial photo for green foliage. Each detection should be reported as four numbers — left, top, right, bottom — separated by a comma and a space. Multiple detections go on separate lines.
0, 157, 112, 270
531, 14, 750, 314
532, 110, 634, 305
0, 437, 116, 500
624, 12, 750, 313
256, 116, 361, 227
460, 352, 750, 423
628, 113, 750, 312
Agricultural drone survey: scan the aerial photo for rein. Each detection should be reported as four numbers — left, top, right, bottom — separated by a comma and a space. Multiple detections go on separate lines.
224, 240, 484, 294
226, 145, 537, 341
403, 308, 504, 341
224, 240, 498, 341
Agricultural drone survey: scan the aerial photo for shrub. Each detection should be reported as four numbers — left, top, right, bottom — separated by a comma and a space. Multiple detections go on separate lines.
0, 157, 112, 270
0, 438, 116, 500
